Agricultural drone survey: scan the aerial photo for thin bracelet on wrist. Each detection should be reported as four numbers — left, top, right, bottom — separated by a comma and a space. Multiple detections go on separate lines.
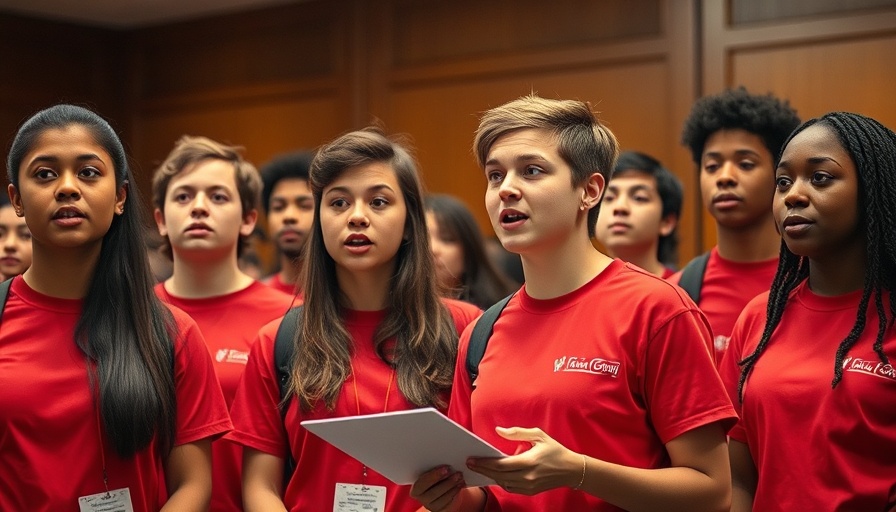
572, 454, 586, 490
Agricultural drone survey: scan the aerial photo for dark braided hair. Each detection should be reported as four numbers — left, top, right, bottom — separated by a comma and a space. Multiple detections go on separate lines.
737, 112, 896, 401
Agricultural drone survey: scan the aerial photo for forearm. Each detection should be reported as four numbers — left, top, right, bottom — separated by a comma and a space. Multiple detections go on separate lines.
160, 481, 210, 512
578, 457, 729, 512
243, 486, 288, 512
730, 483, 755, 512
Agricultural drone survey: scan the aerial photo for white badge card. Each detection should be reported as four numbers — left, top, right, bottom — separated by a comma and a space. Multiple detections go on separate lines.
334, 483, 387, 512
78, 488, 135, 512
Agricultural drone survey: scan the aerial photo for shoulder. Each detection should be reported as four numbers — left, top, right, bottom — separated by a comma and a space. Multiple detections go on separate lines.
441, 297, 485, 328
609, 262, 700, 309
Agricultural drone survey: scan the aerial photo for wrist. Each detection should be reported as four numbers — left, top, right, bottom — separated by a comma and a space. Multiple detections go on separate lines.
570, 453, 587, 490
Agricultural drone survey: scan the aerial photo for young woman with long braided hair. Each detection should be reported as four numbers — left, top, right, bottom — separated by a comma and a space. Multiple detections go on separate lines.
720, 111, 896, 512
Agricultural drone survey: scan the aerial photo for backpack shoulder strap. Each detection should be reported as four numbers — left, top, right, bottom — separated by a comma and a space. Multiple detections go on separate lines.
274, 305, 303, 409
678, 251, 711, 304
465, 293, 514, 386
272, 305, 302, 492
0, 278, 11, 322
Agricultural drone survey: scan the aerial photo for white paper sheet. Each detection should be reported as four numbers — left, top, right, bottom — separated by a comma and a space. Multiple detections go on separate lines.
301, 407, 506, 487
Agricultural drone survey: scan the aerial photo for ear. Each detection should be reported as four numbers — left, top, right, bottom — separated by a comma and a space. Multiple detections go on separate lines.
659, 213, 678, 237
581, 172, 606, 210
154, 208, 168, 237
115, 182, 128, 215
8, 184, 23, 217
240, 209, 259, 237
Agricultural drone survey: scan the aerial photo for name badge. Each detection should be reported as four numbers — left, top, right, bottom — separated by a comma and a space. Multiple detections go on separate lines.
334, 483, 386, 511
78, 488, 134, 512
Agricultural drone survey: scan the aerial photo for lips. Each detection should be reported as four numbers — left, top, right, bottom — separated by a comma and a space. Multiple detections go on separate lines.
500, 209, 528, 224
781, 214, 813, 236
345, 234, 371, 246
782, 214, 813, 228
185, 222, 212, 233
712, 193, 742, 204
52, 206, 85, 220
278, 228, 303, 242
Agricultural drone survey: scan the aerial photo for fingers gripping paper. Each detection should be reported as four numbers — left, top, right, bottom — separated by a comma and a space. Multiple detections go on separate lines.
301, 408, 506, 487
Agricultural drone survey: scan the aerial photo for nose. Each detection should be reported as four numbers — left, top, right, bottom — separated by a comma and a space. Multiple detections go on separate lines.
191, 193, 209, 218
498, 173, 521, 202
715, 162, 738, 189
348, 203, 369, 228
55, 171, 81, 201
281, 205, 298, 225
782, 180, 809, 209
612, 197, 630, 216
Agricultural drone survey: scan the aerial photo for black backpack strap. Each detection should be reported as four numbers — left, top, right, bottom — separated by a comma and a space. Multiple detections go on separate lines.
0, 278, 11, 320
273, 305, 303, 493
678, 251, 711, 304
465, 293, 514, 386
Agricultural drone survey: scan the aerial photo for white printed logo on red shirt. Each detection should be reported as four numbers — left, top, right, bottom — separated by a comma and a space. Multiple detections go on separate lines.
214, 348, 249, 364
842, 357, 896, 382
553, 356, 620, 377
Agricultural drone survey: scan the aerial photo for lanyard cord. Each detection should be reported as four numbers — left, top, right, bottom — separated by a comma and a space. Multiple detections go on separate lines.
349, 359, 394, 481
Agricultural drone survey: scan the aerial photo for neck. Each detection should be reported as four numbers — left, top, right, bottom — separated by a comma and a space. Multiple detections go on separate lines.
807, 239, 867, 297
278, 253, 302, 292
716, 215, 780, 262
520, 233, 613, 299
23, 241, 102, 299
609, 244, 666, 277
336, 265, 393, 311
165, 252, 254, 298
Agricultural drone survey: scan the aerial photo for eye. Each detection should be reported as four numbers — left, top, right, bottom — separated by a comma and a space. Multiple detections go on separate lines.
79, 166, 101, 178
270, 201, 286, 212
330, 198, 348, 209
633, 194, 651, 203
174, 192, 191, 203
601, 192, 616, 203
485, 168, 504, 184
35, 168, 57, 180
775, 175, 793, 191
811, 172, 833, 185
370, 197, 389, 208
211, 192, 229, 202
702, 162, 719, 174
523, 165, 544, 177
18, 229, 31, 241
738, 161, 757, 171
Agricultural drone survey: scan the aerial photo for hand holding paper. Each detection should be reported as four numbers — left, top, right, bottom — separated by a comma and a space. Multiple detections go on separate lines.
300, 408, 506, 488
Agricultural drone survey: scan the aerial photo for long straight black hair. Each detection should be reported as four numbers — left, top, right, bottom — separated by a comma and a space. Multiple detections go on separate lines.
737, 112, 896, 400
7, 104, 177, 457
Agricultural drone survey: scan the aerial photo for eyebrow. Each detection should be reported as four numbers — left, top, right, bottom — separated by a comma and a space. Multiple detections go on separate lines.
609, 183, 652, 193
170, 184, 233, 193
325, 184, 395, 195
703, 149, 762, 160
777, 156, 842, 170
29, 154, 106, 165
484, 153, 548, 167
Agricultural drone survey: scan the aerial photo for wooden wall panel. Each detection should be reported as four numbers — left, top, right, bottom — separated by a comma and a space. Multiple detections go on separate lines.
132, 95, 347, 184
731, 36, 896, 127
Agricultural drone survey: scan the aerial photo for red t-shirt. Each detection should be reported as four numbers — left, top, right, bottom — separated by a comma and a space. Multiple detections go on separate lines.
155, 280, 295, 512
229, 298, 481, 512
720, 282, 896, 511
670, 247, 778, 364
263, 273, 303, 300
0, 276, 232, 512
450, 260, 737, 511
